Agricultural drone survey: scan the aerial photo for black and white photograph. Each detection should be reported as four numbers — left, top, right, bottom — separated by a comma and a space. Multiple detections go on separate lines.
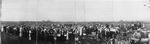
1, 0, 150, 44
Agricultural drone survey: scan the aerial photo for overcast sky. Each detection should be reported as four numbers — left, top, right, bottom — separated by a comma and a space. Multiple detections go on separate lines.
1, 0, 150, 21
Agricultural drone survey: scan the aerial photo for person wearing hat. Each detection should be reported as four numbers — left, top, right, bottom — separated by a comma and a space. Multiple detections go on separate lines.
131, 28, 150, 44
131, 30, 141, 44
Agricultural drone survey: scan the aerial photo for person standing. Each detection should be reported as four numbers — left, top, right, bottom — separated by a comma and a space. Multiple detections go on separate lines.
19, 27, 23, 37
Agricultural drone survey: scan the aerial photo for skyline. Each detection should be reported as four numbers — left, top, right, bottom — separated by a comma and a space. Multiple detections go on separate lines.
1, 0, 150, 22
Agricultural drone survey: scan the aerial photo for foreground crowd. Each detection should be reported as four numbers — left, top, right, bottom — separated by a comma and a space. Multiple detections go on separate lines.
1, 22, 150, 44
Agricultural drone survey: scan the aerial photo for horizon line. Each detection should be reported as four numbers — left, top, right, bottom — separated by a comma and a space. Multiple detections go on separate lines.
1, 20, 149, 22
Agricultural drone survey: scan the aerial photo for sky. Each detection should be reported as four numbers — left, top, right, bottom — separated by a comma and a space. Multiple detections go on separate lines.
1, 0, 150, 22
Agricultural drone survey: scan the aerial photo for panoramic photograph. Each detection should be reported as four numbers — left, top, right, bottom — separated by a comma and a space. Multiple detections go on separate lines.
1, 0, 150, 44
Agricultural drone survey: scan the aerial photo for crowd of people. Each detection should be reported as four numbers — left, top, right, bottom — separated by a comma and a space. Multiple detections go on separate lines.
1, 22, 150, 44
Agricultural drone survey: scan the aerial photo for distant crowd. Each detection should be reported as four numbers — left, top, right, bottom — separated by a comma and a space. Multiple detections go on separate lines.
1, 22, 150, 44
